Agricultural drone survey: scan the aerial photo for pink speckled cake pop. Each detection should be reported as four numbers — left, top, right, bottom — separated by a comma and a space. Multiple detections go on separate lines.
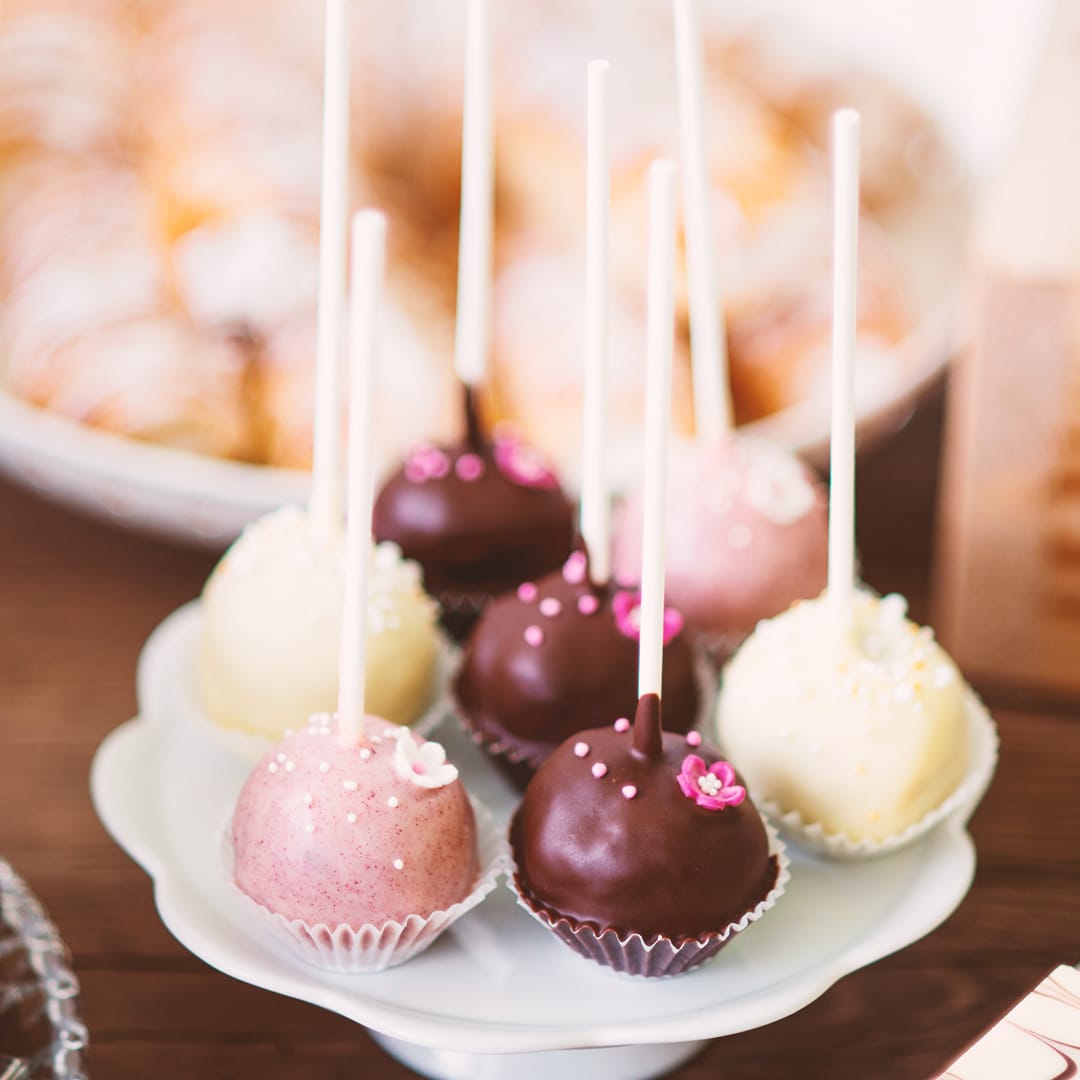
611, 1, 827, 652
229, 209, 496, 972
612, 435, 828, 650
232, 715, 478, 929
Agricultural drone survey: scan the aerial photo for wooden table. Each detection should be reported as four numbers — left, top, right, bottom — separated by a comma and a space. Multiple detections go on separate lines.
2, 387, 1078, 1079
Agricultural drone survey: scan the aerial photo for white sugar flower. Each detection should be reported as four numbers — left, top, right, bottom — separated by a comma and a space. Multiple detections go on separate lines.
392, 730, 459, 789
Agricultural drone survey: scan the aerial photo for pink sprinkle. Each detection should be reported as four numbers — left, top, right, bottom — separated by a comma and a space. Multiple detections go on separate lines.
613, 717, 630, 733
621, 785, 638, 800
591, 762, 607, 779
517, 582, 538, 603
412, 762, 426, 775
686, 731, 703, 747
573, 741, 590, 758
577, 594, 599, 616
524, 625, 544, 647
539, 597, 562, 617
455, 453, 486, 482
563, 551, 587, 584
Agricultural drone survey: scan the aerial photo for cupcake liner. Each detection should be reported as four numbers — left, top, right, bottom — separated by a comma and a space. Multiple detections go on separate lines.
751, 688, 999, 861
435, 590, 492, 644
509, 822, 789, 979
220, 796, 508, 974
192, 630, 460, 767
455, 642, 720, 790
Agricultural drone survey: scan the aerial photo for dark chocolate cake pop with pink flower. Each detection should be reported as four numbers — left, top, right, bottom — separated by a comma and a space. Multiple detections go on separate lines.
454, 547, 703, 787
373, 389, 575, 639
509, 693, 784, 977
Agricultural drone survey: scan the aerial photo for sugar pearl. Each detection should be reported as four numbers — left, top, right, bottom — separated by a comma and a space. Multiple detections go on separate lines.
591, 763, 607, 779
621, 785, 638, 800
517, 582, 538, 602
613, 717, 630, 733
686, 731, 702, 747
573, 741, 590, 758
539, 597, 562, 617
577, 594, 600, 616
524, 625, 544, 647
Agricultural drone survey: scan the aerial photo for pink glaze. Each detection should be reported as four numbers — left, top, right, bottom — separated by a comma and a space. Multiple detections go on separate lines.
612, 436, 828, 644
232, 717, 478, 928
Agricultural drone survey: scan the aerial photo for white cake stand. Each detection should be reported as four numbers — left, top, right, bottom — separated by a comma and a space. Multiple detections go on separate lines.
91, 607, 996, 1080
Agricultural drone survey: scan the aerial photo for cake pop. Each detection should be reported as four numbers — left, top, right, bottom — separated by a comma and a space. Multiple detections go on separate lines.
511, 164, 784, 977
455, 63, 702, 786
196, 0, 440, 743
611, 0, 828, 652
371, 0, 574, 640
230, 208, 493, 972
716, 111, 979, 852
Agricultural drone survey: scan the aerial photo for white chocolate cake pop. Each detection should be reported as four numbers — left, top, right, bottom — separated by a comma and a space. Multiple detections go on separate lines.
715, 589, 970, 843
198, 505, 440, 738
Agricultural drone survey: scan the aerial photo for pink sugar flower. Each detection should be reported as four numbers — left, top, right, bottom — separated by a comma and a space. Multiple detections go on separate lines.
677, 756, 746, 810
493, 434, 559, 490
404, 444, 451, 483
612, 590, 684, 645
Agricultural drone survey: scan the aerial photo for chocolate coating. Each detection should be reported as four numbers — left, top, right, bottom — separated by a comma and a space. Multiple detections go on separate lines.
455, 556, 701, 783
512, 698, 777, 942
372, 394, 574, 639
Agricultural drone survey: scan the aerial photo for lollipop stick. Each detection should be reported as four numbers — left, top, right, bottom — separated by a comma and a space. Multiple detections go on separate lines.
673, 0, 732, 441
338, 211, 387, 748
827, 109, 861, 623
639, 161, 677, 701
310, 0, 351, 541
582, 59, 611, 586
453, 0, 494, 388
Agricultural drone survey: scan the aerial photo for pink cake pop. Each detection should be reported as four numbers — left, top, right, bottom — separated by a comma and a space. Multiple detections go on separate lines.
232, 716, 477, 928
611, 0, 828, 651
230, 208, 493, 971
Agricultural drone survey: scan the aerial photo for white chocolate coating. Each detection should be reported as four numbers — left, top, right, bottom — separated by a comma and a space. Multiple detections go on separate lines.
715, 591, 970, 842
198, 506, 439, 738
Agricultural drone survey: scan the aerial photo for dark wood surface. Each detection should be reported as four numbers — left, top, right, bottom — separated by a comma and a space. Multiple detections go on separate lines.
1, 385, 1078, 1079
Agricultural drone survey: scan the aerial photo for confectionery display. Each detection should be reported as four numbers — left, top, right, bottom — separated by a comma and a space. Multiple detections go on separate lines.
0, 0, 933, 482
612, 434, 829, 649
197, 506, 441, 738
454, 548, 702, 783
716, 589, 971, 843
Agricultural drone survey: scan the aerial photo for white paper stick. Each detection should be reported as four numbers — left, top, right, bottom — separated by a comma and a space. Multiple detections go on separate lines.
639, 161, 677, 701
581, 59, 611, 586
828, 109, 861, 622
338, 211, 386, 748
453, 0, 494, 388
672, 0, 732, 441
310, 0, 351, 541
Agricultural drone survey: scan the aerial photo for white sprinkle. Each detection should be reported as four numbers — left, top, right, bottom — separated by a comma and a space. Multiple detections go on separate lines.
268, 762, 278, 774
393, 858, 404, 871
346, 812, 357, 824
276, 753, 287, 763
933, 665, 955, 689
360, 748, 372, 760
573, 741, 589, 758
285, 761, 296, 773
304, 823, 315, 834
387, 796, 399, 808
318, 761, 330, 773
343, 780, 358, 792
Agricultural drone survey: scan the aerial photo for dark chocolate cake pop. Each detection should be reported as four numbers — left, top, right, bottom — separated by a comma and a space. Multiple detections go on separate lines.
372, 388, 575, 639
454, 548, 702, 787
510, 693, 783, 977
